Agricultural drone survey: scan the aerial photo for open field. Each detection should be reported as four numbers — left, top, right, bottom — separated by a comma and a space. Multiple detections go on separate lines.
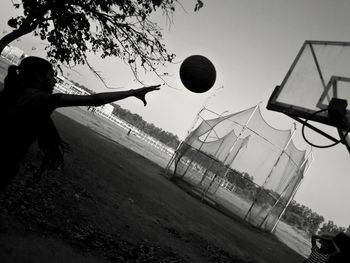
57, 107, 173, 170
176, 169, 311, 258
67, 105, 312, 257
58, 107, 312, 256
0, 104, 307, 262
58, 107, 312, 259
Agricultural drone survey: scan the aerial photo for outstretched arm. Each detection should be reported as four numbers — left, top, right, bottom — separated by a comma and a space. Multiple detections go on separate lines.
51, 85, 160, 108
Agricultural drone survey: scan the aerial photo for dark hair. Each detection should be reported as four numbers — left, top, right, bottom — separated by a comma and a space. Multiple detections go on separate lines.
3, 65, 19, 91
333, 232, 350, 253
4, 56, 53, 90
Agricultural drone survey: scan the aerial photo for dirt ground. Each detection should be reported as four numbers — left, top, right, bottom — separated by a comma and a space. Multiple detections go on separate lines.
0, 109, 306, 263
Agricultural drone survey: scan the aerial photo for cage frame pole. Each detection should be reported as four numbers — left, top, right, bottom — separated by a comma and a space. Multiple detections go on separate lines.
219, 104, 260, 184
271, 152, 313, 233
165, 107, 206, 177
178, 122, 214, 179
258, 151, 311, 230
244, 123, 297, 221
199, 140, 227, 199
261, 123, 297, 189
197, 138, 225, 187
196, 109, 238, 187
180, 107, 232, 181
258, 174, 299, 229
200, 104, 260, 200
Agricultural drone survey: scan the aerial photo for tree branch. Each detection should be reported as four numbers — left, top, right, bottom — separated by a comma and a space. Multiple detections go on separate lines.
0, 22, 37, 54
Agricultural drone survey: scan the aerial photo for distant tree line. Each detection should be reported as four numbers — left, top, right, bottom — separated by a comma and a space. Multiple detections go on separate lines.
69, 80, 180, 149
319, 220, 350, 236
111, 104, 180, 148
282, 200, 350, 237
226, 171, 350, 236
224, 163, 349, 237
282, 200, 325, 235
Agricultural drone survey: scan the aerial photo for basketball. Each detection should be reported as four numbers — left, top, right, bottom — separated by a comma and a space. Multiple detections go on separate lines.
179, 55, 216, 93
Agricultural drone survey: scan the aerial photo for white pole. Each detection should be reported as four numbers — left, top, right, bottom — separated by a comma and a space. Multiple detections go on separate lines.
271, 152, 313, 233
201, 104, 260, 200
178, 123, 213, 179
221, 104, 260, 180
165, 106, 206, 176
244, 122, 296, 221
166, 91, 219, 176
262, 122, 297, 189
259, 151, 311, 229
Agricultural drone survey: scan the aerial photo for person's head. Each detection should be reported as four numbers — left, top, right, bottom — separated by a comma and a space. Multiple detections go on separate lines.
333, 232, 350, 255
4, 56, 57, 93
318, 233, 337, 254
319, 239, 333, 253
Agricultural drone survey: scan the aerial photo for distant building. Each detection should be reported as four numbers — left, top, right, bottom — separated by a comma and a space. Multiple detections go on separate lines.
55, 75, 90, 95
0, 45, 25, 65
99, 103, 114, 115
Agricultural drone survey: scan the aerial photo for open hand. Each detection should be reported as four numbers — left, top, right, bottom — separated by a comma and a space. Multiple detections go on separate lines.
134, 85, 161, 106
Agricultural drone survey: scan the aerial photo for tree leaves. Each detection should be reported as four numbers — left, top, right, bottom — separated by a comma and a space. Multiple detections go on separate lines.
2, 0, 204, 84
194, 0, 204, 12
7, 17, 19, 29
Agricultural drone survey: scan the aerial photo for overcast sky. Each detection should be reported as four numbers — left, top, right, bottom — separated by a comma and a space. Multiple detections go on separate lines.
1, 0, 350, 227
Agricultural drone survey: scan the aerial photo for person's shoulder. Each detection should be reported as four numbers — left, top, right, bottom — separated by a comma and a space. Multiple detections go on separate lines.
22, 88, 58, 109
23, 88, 49, 101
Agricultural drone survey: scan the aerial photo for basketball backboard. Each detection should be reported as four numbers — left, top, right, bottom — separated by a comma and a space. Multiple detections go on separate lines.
267, 40, 350, 150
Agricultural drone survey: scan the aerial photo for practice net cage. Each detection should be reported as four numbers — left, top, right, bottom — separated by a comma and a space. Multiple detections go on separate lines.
166, 105, 313, 232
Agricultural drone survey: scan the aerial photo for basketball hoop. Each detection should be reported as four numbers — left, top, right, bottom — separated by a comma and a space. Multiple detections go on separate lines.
301, 98, 350, 149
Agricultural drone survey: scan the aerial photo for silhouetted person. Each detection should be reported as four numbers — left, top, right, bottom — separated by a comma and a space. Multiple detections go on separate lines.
329, 232, 350, 263
0, 56, 160, 194
304, 233, 340, 263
